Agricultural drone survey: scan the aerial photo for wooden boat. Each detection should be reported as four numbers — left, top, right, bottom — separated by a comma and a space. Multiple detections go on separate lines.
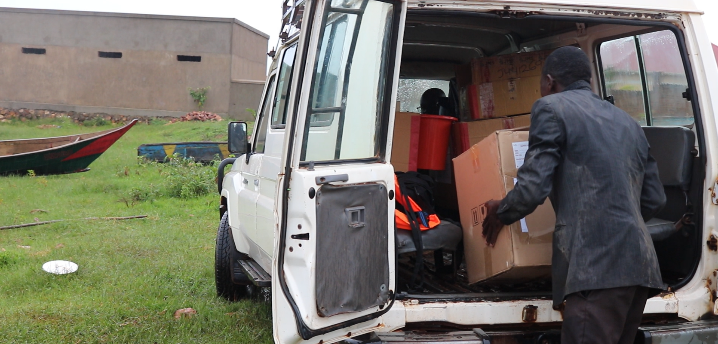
137, 141, 230, 163
0, 119, 137, 175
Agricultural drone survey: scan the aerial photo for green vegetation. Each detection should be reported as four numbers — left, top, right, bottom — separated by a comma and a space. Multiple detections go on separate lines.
0, 118, 271, 343
189, 87, 210, 109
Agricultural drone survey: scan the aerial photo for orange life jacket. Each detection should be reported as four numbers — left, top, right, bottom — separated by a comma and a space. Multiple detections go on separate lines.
394, 175, 440, 230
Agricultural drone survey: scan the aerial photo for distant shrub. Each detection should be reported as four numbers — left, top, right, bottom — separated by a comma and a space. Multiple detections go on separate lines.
162, 154, 216, 199
83, 117, 109, 127
0, 251, 22, 269
121, 154, 216, 204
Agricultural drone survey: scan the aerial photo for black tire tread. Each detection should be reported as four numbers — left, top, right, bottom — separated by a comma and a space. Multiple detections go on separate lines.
215, 212, 249, 301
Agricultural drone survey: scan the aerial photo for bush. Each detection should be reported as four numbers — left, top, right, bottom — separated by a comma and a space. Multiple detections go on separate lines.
0, 251, 22, 269
162, 155, 216, 199
122, 155, 216, 204
83, 116, 109, 127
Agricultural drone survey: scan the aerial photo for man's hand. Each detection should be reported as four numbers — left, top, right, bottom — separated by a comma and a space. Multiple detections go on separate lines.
482, 199, 504, 247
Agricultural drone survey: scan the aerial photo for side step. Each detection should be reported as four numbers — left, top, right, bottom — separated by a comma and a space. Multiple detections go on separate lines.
236, 259, 271, 287
374, 329, 490, 343
356, 329, 561, 344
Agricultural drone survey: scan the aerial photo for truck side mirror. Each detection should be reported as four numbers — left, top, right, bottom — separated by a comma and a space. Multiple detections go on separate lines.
228, 121, 249, 155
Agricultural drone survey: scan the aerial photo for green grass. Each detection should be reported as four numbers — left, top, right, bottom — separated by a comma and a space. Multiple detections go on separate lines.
0, 118, 272, 343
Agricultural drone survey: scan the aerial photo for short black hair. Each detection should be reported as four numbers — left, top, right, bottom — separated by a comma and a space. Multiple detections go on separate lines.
542, 46, 592, 87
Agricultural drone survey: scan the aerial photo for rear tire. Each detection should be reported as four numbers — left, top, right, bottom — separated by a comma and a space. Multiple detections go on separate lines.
215, 212, 251, 301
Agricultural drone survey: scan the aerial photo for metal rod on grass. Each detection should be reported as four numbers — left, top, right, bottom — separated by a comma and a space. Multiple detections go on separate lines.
0, 215, 148, 230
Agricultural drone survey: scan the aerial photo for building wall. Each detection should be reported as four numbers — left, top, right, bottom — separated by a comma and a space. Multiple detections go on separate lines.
230, 81, 265, 120
0, 8, 268, 118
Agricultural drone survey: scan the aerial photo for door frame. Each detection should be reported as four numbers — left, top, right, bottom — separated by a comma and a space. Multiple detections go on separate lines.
273, 0, 407, 340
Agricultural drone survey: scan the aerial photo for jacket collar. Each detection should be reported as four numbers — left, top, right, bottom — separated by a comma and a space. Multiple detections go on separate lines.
563, 80, 592, 92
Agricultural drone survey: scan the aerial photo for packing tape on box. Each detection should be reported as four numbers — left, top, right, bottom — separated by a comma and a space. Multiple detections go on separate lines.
470, 146, 481, 173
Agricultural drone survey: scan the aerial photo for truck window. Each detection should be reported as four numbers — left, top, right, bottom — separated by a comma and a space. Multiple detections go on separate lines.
253, 75, 276, 153
301, 0, 396, 162
397, 79, 450, 113
271, 44, 298, 129
598, 30, 694, 126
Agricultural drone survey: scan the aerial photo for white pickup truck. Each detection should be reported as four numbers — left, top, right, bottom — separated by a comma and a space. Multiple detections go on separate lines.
215, 0, 718, 343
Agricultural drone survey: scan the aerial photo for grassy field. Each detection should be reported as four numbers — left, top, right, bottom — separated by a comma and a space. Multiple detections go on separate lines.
0, 117, 273, 343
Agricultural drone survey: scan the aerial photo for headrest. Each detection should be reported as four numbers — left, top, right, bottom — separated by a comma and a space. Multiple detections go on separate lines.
642, 126, 695, 190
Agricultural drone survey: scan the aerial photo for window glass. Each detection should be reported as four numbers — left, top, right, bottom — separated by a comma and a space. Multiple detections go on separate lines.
639, 30, 693, 126
599, 37, 647, 125
271, 44, 298, 128
254, 76, 277, 153
301, 0, 395, 162
397, 79, 450, 113
599, 30, 693, 126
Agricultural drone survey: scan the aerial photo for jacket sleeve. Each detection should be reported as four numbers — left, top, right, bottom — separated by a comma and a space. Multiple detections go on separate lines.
497, 99, 563, 225
640, 150, 667, 221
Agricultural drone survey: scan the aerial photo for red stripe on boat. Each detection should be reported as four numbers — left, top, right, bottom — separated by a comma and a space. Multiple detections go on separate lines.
62, 121, 136, 162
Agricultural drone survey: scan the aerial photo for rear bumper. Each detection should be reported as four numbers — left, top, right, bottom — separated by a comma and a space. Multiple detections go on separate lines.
637, 318, 718, 343
346, 318, 718, 343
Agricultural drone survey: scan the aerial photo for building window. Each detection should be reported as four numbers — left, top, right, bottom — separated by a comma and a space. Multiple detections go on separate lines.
98, 51, 122, 58
177, 55, 201, 62
22, 47, 46, 55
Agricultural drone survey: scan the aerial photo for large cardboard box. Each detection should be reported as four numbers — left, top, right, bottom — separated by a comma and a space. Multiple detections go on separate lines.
391, 112, 421, 172
479, 76, 542, 118
471, 50, 552, 83
469, 76, 542, 119
453, 129, 555, 284
468, 50, 552, 119
452, 114, 530, 157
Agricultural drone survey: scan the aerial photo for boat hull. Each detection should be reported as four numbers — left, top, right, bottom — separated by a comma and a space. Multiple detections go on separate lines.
0, 120, 137, 175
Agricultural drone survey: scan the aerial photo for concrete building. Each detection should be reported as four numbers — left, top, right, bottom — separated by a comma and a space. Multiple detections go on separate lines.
0, 7, 269, 120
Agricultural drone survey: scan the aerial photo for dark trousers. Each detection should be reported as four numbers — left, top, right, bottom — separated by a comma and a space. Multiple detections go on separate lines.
562, 286, 649, 344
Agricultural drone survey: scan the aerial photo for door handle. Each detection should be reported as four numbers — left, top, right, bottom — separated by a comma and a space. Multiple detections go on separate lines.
315, 174, 349, 185
243, 178, 249, 184
254, 179, 259, 186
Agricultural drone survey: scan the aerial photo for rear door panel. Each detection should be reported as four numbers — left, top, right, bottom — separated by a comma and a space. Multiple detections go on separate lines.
273, 0, 405, 342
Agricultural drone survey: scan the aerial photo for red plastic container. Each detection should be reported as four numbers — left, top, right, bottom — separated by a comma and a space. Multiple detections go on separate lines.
417, 115, 458, 170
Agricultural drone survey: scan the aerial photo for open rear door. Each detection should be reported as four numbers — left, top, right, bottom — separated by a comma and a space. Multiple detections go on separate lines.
273, 0, 405, 343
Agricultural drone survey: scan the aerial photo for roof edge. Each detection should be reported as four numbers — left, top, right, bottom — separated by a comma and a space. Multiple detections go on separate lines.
0, 6, 270, 39
413, 0, 703, 15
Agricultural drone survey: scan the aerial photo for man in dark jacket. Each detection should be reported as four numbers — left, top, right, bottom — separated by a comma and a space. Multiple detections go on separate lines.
482, 46, 666, 344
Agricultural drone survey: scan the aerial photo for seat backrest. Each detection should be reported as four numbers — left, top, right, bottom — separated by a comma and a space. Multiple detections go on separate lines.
642, 126, 695, 190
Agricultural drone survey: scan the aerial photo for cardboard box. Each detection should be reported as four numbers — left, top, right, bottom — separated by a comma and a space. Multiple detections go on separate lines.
458, 86, 472, 122
468, 50, 552, 119
471, 50, 553, 84
472, 76, 542, 119
452, 114, 530, 157
391, 112, 421, 172
471, 54, 515, 84
453, 129, 555, 285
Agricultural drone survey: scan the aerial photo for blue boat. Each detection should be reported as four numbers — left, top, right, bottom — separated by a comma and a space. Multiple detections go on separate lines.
137, 142, 230, 163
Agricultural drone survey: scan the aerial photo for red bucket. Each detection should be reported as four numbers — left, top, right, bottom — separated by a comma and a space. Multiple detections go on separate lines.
417, 115, 457, 170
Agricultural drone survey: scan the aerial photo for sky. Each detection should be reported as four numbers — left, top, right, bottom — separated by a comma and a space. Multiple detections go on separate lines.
0, 0, 716, 63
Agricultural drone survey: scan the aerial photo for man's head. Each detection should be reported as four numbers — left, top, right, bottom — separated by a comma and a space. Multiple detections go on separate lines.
540, 46, 592, 97
419, 88, 447, 114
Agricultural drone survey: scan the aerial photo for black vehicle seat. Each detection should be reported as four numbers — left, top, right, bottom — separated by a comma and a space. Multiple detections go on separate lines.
396, 220, 462, 255
396, 220, 463, 276
642, 126, 696, 241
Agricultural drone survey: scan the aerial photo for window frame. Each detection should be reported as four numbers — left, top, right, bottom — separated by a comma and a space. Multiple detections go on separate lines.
596, 28, 694, 127
252, 74, 278, 154
298, 0, 401, 165
270, 43, 299, 130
